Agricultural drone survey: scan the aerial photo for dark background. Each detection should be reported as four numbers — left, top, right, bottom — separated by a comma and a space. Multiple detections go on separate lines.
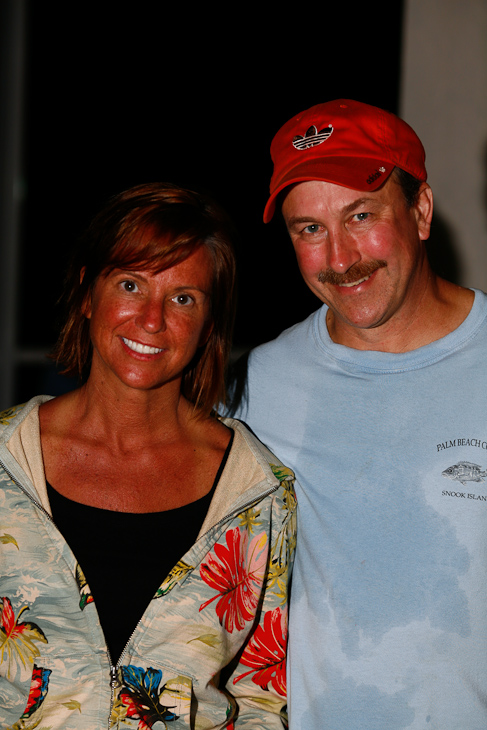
16, 3, 404, 400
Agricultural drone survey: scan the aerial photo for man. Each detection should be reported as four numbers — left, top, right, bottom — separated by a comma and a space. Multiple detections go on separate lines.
234, 100, 487, 728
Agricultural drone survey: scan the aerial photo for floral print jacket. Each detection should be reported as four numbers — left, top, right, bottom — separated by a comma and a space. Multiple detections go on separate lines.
0, 397, 296, 730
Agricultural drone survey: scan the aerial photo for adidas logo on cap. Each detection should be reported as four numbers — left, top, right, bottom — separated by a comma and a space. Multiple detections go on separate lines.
292, 125, 333, 151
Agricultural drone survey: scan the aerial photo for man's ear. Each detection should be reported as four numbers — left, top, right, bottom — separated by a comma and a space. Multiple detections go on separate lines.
80, 267, 91, 319
414, 183, 434, 242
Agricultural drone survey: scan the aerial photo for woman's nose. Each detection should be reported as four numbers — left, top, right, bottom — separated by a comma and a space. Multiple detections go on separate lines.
136, 299, 166, 333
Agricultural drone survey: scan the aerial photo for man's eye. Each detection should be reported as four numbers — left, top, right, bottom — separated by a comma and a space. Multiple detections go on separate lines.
122, 280, 138, 292
304, 224, 321, 233
354, 212, 369, 222
172, 294, 193, 305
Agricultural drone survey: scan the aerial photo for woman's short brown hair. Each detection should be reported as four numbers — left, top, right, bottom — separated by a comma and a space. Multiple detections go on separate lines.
52, 183, 237, 416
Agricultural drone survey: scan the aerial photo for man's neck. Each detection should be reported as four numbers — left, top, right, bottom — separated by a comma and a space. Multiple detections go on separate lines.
327, 278, 475, 353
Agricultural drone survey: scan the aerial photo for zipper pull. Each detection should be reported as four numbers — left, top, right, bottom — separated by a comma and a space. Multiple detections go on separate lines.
110, 665, 118, 690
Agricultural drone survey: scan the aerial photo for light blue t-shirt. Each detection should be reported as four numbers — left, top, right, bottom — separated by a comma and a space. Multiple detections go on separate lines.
236, 289, 487, 730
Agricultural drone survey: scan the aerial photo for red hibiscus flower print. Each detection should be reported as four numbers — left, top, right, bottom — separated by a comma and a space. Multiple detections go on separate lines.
199, 528, 268, 632
233, 606, 287, 696
0, 597, 47, 680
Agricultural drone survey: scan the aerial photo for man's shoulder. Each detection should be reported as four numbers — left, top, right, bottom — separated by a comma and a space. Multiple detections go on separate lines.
226, 307, 324, 419
250, 306, 323, 363
450, 287, 487, 346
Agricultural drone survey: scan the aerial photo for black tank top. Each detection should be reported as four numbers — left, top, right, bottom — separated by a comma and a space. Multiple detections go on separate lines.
47, 431, 233, 662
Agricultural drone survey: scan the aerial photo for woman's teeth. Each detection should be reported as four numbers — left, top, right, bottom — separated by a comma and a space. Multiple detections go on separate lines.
122, 337, 163, 354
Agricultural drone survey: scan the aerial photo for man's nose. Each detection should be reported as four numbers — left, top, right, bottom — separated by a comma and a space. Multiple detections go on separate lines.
327, 229, 361, 273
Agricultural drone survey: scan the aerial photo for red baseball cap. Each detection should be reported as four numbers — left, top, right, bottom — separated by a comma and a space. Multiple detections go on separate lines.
264, 99, 427, 223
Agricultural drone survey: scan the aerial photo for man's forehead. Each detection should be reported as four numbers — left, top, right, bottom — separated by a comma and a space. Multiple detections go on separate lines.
281, 177, 399, 217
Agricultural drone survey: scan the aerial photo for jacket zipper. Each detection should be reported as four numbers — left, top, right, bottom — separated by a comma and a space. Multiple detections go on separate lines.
199, 484, 279, 538
108, 655, 118, 729
0, 456, 54, 522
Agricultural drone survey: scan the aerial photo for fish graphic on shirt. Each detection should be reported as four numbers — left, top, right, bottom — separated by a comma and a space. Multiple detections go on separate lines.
442, 461, 487, 485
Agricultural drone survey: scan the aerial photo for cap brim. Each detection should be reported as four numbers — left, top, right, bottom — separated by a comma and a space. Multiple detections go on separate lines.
263, 157, 395, 223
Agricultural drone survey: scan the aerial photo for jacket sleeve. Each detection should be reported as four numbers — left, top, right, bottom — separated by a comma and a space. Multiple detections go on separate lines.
224, 474, 297, 729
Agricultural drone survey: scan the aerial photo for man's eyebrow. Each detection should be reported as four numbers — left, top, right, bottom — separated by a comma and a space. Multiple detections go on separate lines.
340, 197, 372, 215
285, 197, 375, 229
285, 215, 316, 229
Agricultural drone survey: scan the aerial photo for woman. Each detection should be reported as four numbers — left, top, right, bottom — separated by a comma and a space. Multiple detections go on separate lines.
0, 183, 296, 730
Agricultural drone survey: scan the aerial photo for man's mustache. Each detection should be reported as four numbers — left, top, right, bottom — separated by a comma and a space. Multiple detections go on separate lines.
318, 260, 387, 286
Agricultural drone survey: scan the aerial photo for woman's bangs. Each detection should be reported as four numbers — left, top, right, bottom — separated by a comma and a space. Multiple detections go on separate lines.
106, 223, 200, 274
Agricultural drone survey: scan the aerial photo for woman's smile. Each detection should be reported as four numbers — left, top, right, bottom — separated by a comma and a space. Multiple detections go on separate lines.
121, 336, 165, 356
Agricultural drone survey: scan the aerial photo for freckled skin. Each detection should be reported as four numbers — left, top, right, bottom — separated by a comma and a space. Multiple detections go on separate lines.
84, 246, 214, 395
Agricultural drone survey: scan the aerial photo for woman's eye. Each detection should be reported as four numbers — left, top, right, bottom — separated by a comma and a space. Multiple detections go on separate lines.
121, 280, 138, 292
172, 294, 193, 305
